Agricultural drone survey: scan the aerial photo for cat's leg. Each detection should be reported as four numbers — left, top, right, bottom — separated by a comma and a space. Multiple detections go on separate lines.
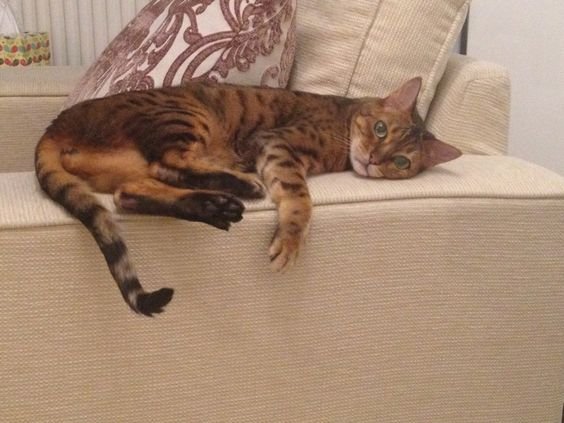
61, 144, 149, 193
114, 178, 244, 231
150, 147, 266, 199
255, 140, 312, 272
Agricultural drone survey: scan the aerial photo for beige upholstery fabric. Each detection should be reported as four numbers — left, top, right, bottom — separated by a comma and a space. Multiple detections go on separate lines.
0, 96, 66, 172
0, 66, 84, 173
427, 54, 511, 155
1, 155, 564, 422
290, 0, 470, 117
0, 66, 85, 96
2, 155, 563, 228
0, 67, 79, 173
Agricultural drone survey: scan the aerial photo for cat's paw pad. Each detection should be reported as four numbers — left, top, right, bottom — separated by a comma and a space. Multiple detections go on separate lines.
200, 193, 244, 220
268, 230, 303, 272
185, 192, 244, 230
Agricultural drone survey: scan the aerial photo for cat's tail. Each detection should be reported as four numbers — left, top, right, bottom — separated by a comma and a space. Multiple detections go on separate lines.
34, 135, 173, 316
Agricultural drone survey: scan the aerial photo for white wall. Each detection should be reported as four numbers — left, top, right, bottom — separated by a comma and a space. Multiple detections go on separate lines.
467, 0, 564, 175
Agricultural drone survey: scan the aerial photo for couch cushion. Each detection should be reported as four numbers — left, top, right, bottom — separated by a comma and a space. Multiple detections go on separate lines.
0, 66, 85, 173
0, 66, 86, 97
65, 0, 296, 107
2, 155, 564, 230
290, 0, 470, 117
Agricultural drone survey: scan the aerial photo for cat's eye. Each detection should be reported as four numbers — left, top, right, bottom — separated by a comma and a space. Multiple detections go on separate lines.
393, 156, 411, 170
373, 121, 388, 139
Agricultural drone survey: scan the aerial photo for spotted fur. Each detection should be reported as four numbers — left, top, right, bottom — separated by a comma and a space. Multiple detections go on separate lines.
35, 77, 461, 315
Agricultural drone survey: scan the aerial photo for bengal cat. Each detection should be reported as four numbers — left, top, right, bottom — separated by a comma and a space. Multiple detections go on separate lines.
35, 77, 461, 316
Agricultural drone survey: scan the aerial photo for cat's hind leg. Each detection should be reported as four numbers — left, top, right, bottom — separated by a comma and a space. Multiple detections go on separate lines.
150, 148, 266, 199
61, 143, 149, 193
115, 178, 244, 231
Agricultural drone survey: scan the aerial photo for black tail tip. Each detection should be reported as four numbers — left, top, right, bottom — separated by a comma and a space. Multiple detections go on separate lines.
136, 288, 174, 316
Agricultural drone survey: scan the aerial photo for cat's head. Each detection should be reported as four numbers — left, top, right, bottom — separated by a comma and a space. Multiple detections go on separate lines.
349, 77, 461, 179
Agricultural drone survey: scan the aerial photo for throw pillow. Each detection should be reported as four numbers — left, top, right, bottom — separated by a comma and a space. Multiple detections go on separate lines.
65, 0, 296, 108
290, 0, 470, 118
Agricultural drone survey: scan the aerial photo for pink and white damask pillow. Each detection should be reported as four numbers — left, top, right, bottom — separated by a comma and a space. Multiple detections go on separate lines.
65, 0, 296, 108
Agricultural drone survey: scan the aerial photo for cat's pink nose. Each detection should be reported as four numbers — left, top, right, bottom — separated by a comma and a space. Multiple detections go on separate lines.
369, 152, 382, 165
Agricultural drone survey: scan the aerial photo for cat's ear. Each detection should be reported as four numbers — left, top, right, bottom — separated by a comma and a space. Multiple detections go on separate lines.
384, 77, 422, 112
421, 136, 462, 168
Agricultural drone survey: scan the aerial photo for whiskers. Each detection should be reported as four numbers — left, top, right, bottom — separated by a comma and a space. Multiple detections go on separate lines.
331, 133, 352, 151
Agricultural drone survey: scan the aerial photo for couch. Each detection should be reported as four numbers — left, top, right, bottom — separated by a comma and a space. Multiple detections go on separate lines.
1, 1, 563, 422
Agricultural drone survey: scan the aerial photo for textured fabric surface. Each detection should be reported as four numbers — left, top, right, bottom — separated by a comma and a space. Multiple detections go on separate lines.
0, 65, 85, 96
289, 0, 470, 118
2, 155, 564, 229
427, 54, 511, 155
0, 96, 67, 173
65, 0, 297, 107
0, 66, 85, 173
1, 156, 563, 422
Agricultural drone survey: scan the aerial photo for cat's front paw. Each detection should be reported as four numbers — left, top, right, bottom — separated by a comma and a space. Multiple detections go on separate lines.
268, 227, 305, 272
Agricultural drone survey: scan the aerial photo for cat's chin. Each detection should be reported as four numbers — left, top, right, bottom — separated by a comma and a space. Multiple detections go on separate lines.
351, 157, 369, 177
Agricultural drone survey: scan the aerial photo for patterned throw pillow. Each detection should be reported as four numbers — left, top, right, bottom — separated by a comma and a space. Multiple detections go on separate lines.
65, 0, 296, 108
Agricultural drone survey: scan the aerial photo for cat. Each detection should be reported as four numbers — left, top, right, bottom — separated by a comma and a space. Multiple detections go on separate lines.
34, 77, 461, 316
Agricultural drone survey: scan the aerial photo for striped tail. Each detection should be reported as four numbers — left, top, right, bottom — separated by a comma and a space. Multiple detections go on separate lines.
34, 135, 173, 316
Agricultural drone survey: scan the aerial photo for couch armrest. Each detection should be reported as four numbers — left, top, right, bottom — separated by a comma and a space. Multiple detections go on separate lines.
0, 66, 85, 173
1, 155, 563, 421
426, 54, 511, 155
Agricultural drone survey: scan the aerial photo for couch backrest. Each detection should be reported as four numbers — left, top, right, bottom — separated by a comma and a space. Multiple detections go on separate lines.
290, 0, 470, 118
11, 0, 468, 117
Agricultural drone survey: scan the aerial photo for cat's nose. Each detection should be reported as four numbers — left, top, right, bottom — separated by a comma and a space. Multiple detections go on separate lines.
369, 152, 382, 165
